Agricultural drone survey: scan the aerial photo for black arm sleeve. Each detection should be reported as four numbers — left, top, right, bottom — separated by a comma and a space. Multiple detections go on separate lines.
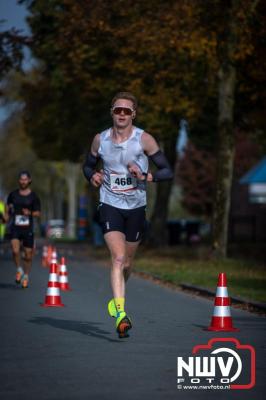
82, 152, 99, 182
149, 150, 174, 182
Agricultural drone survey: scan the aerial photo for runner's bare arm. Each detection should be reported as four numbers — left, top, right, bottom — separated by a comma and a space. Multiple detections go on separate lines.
141, 132, 160, 156
91, 134, 100, 157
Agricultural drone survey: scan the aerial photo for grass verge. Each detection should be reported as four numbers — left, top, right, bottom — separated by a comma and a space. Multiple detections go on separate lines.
92, 245, 266, 303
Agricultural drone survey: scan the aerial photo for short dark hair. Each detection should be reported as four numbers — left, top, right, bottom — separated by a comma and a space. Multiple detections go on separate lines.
111, 92, 138, 110
18, 170, 31, 179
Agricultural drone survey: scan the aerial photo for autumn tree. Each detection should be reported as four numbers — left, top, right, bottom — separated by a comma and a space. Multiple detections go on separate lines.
204, 0, 261, 257
0, 109, 66, 223
178, 143, 216, 218
19, 0, 265, 248
19, 0, 218, 244
177, 132, 261, 221
0, 25, 27, 81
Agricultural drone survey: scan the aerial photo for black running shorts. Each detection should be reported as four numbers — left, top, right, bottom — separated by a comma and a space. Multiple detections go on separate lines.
98, 203, 146, 242
10, 228, 34, 248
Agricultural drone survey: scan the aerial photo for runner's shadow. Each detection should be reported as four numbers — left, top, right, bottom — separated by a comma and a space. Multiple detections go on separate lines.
28, 316, 121, 343
193, 324, 209, 330
0, 282, 19, 290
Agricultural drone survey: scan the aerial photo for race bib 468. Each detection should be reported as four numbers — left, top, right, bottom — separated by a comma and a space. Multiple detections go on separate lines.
110, 173, 137, 192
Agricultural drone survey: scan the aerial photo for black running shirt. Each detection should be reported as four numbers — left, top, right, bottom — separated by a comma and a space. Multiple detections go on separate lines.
7, 190, 41, 229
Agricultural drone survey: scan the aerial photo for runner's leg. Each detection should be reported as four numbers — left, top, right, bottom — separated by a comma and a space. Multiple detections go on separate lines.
11, 239, 21, 269
20, 230, 34, 287
11, 238, 24, 283
104, 230, 133, 337
104, 231, 127, 299
123, 206, 146, 281
124, 241, 140, 281
23, 247, 33, 276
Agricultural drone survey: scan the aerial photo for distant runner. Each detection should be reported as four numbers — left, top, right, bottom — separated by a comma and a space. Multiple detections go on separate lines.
83, 92, 173, 338
5, 171, 41, 288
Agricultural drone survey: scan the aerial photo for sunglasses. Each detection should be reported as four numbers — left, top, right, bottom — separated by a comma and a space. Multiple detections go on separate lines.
112, 107, 134, 116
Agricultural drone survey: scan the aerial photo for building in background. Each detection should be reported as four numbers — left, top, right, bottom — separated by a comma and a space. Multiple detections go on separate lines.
229, 156, 266, 242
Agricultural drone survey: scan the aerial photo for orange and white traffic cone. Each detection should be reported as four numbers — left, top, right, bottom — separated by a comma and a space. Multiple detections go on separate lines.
51, 247, 58, 265
41, 246, 48, 267
58, 257, 71, 291
41, 262, 64, 307
207, 272, 238, 331
46, 245, 52, 267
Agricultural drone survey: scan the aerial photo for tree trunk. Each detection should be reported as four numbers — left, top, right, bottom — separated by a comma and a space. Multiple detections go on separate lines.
148, 134, 177, 246
212, 0, 259, 257
212, 1, 239, 258
212, 65, 236, 258
148, 180, 173, 246
65, 161, 80, 239
55, 178, 65, 219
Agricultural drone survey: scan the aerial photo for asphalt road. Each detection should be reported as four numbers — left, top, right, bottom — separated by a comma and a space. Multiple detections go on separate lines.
0, 243, 265, 400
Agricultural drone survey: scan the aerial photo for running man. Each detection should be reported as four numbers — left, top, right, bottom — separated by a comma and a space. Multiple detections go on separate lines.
5, 171, 41, 288
83, 92, 173, 338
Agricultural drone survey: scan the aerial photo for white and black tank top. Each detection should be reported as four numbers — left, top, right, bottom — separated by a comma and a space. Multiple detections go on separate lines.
98, 126, 148, 209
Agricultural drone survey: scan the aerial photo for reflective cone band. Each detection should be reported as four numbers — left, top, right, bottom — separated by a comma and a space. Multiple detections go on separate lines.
51, 247, 58, 265
58, 257, 71, 291
41, 262, 64, 307
207, 272, 238, 331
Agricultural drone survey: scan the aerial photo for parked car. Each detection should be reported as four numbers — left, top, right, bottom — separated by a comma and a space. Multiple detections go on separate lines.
46, 219, 65, 239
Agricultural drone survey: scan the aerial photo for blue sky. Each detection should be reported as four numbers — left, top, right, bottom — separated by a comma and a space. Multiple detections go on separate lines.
0, 0, 31, 123
0, 0, 29, 32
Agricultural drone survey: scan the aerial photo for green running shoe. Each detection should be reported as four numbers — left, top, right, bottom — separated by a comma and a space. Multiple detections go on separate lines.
116, 311, 132, 338
108, 298, 118, 318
